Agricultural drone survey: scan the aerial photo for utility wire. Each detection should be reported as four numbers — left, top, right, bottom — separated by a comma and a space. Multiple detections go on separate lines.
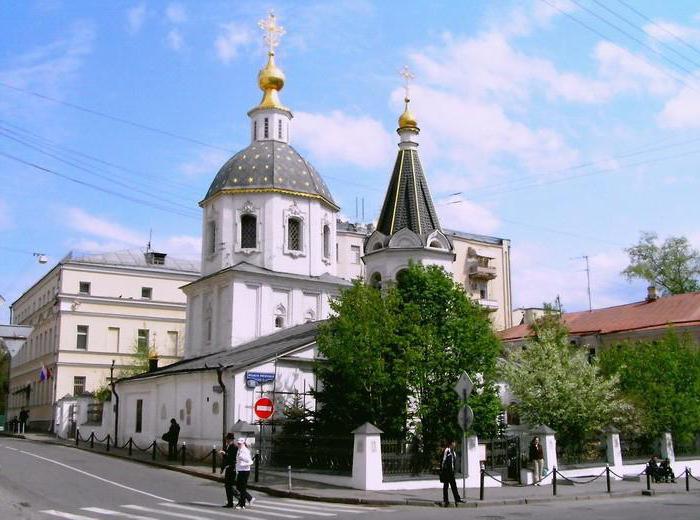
0, 130, 199, 216
0, 151, 198, 220
590, 0, 700, 69
616, 0, 700, 59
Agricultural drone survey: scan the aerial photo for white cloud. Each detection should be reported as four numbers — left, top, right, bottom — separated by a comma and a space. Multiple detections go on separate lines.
165, 3, 187, 24
657, 81, 700, 128
66, 208, 144, 246
179, 149, 230, 177
166, 29, 184, 51
215, 22, 252, 64
293, 111, 394, 169
160, 235, 201, 259
437, 197, 500, 235
127, 4, 147, 33
644, 20, 700, 43
0, 21, 95, 98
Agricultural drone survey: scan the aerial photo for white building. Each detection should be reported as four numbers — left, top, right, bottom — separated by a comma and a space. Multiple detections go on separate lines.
7, 250, 198, 430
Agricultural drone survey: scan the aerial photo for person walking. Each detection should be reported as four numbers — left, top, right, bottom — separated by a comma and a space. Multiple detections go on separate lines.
219, 433, 239, 508
529, 437, 544, 485
234, 438, 255, 509
162, 418, 180, 461
439, 440, 464, 507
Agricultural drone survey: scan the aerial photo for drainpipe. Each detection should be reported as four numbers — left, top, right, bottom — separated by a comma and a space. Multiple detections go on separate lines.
216, 364, 227, 447
110, 360, 119, 445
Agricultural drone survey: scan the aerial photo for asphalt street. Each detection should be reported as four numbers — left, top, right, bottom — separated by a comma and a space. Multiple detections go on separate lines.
0, 437, 698, 520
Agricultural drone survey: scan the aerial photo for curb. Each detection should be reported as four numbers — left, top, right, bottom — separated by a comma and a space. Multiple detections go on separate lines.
9, 435, 700, 508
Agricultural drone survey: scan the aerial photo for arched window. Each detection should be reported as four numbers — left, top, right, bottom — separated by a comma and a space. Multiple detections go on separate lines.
323, 224, 331, 258
396, 269, 409, 285
373, 242, 383, 251
264, 117, 269, 138
253, 120, 257, 140
240, 214, 257, 249
430, 240, 442, 248
288, 218, 302, 251
370, 272, 382, 289
275, 316, 284, 328
206, 220, 216, 255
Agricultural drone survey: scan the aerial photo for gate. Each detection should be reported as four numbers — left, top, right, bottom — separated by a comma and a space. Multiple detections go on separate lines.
506, 436, 521, 480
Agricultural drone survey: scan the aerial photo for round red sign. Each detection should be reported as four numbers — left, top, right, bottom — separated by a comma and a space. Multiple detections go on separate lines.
254, 397, 274, 420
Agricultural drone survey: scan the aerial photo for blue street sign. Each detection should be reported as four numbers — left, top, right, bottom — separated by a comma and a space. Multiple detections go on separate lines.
245, 371, 276, 388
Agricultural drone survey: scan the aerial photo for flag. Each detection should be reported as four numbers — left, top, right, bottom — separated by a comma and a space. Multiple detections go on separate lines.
39, 365, 51, 381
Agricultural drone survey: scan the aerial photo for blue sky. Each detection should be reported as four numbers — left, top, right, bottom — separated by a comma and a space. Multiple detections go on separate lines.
2, 0, 700, 322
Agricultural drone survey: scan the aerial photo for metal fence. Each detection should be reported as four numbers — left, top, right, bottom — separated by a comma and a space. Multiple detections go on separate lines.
381, 438, 440, 476
257, 429, 353, 474
620, 435, 658, 463
557, 438, 607, 467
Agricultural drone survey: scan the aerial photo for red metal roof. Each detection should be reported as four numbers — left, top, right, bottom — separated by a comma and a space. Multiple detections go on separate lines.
501, 291, 700, 341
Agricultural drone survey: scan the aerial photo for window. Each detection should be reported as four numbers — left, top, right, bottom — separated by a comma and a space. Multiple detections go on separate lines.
79, 281, 91, 295
141, 287, 152, 299
288, 218, 302, 251
107, 327, 120, 352
207, 220, 217, 255
278, 119, 282, 139
167, 331, 179, 356
135, 399, 143, 433
350, 245, 361, 264
370, 272, 382, 289
205, 318, 212, 342
275, 315, 284, 328
137, 329, 150, 351
323, 225, 331, 258
253, 120, 257, 140
241, 214, 257, 249
76, 325, 88, 349
264, 117, 269, 138
73, 376, 86, 396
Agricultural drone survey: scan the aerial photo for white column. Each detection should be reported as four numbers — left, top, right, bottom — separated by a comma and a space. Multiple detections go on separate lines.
605, 426, 623, 471
351, 423, 383, 490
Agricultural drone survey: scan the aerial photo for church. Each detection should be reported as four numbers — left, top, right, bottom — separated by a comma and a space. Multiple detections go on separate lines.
107, 13, 512, 451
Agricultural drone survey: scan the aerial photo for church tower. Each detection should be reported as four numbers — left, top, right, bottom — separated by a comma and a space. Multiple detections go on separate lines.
363, 67, 454, 287
183, 13, 347, 357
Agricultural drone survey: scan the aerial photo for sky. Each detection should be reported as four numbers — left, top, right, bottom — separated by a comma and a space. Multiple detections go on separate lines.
2, 0, 700, 323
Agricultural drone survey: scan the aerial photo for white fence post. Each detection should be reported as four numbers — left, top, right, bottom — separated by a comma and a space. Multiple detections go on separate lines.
660, 431, 675, 464
351, 423, 383, 490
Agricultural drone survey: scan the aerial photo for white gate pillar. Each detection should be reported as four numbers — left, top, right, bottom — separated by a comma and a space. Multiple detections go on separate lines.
660, 431, 675, 464
532, 424, 557, 485
351, 423, 383, 490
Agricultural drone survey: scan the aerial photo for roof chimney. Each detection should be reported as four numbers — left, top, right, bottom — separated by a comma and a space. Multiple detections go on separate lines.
646, 286, 658, 302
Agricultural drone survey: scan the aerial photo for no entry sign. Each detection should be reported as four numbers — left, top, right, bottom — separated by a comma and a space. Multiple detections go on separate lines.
254, 397, 274, 420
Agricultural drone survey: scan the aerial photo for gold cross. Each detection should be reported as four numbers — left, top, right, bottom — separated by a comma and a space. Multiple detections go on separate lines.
258, 10, 286, 54
399, 65, 415, 99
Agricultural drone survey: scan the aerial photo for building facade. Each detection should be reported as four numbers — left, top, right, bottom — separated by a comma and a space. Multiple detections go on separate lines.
8, 250, 198, 430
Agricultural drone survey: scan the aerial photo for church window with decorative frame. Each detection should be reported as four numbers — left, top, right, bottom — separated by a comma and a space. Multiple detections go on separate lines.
274, 304, 286, 329
241, 214, 257, 249
322, 224, 331, 260
253, 120, 258, 140
206, 220, 217, 255
288, 218, 302, 251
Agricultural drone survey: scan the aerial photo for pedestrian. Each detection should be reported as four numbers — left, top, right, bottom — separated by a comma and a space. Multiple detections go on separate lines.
529, 437, 544, 485
234, 438, 255, 509
219, 433, 239, 508
19, 409, 29, 432
439, 440, 464, 507
161, 418, 180, 460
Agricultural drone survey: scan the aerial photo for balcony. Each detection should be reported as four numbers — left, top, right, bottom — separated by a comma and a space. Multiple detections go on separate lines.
469, 263, 497, 280
478, 298, 499, 312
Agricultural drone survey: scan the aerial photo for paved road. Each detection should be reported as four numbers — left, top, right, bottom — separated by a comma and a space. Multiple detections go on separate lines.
0, 437, 396, 520
1, 437, 698, 520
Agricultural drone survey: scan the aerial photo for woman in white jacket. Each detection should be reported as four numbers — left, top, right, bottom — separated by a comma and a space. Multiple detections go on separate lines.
235, 439, 255, 509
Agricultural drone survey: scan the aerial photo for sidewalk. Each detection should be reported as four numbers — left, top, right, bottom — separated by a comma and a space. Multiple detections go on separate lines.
6, 432, 698, 508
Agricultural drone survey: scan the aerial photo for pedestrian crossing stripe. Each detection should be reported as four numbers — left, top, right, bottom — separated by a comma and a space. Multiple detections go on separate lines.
164, 502, 299, 518
124, 505, 222, 520
41, 512, 97, 520
83, 507, 157, 519
249, 503, 336, 516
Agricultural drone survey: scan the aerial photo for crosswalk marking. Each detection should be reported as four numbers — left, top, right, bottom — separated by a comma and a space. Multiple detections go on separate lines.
41, 511, 98, 520
252, 503, 337, 517
123, 505, 216, 520
163, 502, 300, 519
278, 499, 391, 512
82, 507, 158, 520
272, 500, 364, 514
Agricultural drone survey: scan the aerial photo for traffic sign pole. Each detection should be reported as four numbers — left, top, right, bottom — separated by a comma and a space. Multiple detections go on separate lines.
462, 389, 467, 500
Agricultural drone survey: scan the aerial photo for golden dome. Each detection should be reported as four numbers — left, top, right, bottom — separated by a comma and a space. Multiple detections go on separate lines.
256, 52, 287, 110
398, 97, 418, 129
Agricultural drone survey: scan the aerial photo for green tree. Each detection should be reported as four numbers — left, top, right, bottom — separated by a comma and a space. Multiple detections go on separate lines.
93, 340, 154, 400
501, 312, 627, 451
623, 232, 700, 295
0, 344, 10, 415
599, 329, 700, 446
314, 264, 501, 453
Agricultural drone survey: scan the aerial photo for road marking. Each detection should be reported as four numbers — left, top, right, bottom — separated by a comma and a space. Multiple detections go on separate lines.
40, 511, 98, 520
19, 450, 173, 502
164, 502, 299, 518
278, 499, 390, 512
5, 446, 19, 451
82, 508, 158, 520
253, 503, 337, 516
125, 504, 246, 520
275, 500, 366, 513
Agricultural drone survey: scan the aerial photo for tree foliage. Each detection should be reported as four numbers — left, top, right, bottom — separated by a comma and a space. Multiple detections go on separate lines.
623, 231, 700, 295
0, 344, 9, 414
501, 312, 627, 450
314, 264, 501, 452
599, 329, 700, 445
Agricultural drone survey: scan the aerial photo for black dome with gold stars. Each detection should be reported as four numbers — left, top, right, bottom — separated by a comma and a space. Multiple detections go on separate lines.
203, 141, 337, 209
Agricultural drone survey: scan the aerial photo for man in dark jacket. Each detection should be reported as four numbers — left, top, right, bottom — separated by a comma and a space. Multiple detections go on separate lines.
163, 418, 180, 460
219, 433, 239, 508
440, 440, 464, 507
